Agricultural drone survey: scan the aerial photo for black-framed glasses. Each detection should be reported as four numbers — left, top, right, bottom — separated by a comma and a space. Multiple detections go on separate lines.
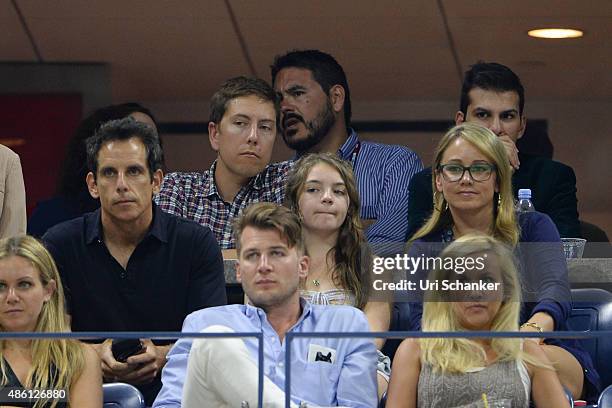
437, 163, 496, 182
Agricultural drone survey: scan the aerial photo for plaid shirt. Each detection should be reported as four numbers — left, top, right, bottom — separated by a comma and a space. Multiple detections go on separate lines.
155, 160, 293, 249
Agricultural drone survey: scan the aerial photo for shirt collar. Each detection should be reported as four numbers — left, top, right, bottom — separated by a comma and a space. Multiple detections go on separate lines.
244, 297, 312, 325
292, 128, 359, 161
203, 161, 220, 198
337, 128, 359, 160
208, 160, 264, 197
85, 203, 168, 245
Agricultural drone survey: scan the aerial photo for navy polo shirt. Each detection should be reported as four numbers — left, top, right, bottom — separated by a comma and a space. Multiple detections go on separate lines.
42, 204, 227, 333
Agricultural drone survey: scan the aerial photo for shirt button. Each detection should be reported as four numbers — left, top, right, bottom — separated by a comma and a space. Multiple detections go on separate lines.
120, 272, 126, 279
278, 362, 284, 368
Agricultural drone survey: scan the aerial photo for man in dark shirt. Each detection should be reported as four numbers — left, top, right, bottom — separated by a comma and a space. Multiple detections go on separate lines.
407, 62, 580, 239
43, 117, 226, 405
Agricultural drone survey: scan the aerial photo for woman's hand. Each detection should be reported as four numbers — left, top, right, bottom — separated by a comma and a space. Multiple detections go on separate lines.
520, 312, 554, 345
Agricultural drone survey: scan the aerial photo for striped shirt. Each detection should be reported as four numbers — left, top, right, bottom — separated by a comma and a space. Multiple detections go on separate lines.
155, 160, 292, 249
337, 129, 423, 244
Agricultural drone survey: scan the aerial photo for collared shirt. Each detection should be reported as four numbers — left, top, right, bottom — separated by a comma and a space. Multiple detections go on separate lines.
337, 129, 423, 244
155, 160, 293, 249
42, 204, 227, 405
153, 300, 377, 408
43, 204, 227, 332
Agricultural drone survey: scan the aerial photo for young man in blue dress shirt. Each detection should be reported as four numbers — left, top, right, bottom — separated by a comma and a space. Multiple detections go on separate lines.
154, 203, 377, 408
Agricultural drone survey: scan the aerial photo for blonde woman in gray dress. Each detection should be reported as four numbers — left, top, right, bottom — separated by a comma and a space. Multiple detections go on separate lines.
386, 234, 569, 408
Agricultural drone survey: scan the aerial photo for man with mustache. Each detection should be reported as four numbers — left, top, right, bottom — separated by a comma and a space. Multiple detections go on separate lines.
271, 49, 423, 245
156, 76, 291, 250
43, 117, 226, 405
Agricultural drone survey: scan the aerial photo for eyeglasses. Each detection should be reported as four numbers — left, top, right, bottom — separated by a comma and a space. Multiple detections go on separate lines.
437, 163, 496, 182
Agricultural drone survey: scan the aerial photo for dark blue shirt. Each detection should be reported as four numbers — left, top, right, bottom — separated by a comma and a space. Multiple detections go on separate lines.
43, 204, 226, 332
42, 204, 227, 405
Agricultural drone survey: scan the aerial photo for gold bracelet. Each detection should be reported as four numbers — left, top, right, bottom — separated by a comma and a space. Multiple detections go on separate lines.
520, 322, 543, 333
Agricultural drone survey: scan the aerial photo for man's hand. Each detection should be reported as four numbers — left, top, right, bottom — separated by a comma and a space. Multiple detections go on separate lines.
498, 135, 520, 170
93, 339, 134, 382
93, 339, 171, 385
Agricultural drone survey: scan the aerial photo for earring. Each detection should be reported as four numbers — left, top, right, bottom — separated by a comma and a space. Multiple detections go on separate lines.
497, 194, 502, 209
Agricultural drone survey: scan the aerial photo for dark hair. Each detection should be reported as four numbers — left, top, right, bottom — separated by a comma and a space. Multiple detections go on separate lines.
209, 76, 279, 126
271, 49, 352, 125
86, 117, 163, 179
233, 202, 305, 256
459, 62, 525, 116
57, 103, 159, 206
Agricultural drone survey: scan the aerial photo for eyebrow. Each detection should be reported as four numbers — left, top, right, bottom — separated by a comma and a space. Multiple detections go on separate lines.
286, 85, 307, 93
443, 159, 491, 165
473, 107, 519, 115
230, 114, 251, 120
304, 180, 346, 186
268, 245, 288, 251
243, 245, 287, 253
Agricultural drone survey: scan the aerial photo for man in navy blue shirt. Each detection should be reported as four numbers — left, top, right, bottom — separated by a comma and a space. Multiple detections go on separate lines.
43, 117, 226, 405
271, 50, 423, 245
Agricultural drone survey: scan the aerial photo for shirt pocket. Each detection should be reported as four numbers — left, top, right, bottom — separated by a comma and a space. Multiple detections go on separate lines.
290, 360, 340, 405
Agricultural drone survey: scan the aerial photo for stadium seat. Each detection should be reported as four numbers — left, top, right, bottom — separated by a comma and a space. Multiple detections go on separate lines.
569, 288, 612, 389
103, 383, 145, 408
598, 384, 612, 408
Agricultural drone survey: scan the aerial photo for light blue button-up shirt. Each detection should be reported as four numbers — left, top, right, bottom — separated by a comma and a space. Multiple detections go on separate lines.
153, 299, 377, 408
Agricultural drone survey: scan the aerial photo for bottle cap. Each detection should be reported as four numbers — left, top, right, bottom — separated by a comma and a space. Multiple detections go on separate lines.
518, 188, 532, 199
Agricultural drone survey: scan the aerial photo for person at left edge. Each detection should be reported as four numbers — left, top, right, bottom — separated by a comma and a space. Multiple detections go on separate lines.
42, 117, 227, 405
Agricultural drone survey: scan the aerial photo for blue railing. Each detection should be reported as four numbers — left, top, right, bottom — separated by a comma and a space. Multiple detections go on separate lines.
3, 330, 611, 407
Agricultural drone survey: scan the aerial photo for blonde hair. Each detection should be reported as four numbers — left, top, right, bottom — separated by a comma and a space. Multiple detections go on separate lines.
411, 123, 519, 246
0, 236, 85, 408
420, 234, 524, 373
284, 153, 371, 309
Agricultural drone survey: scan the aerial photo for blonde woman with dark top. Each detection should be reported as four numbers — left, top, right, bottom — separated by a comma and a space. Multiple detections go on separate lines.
0, 236, 101, 408
406, 123, 598, 401
387, 234, 570, 408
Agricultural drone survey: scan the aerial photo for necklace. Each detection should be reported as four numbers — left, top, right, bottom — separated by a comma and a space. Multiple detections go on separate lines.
313, 279, 320, 287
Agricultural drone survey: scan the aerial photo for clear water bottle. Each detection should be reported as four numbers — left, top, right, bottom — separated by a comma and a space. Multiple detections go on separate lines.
516, 188, 535, 214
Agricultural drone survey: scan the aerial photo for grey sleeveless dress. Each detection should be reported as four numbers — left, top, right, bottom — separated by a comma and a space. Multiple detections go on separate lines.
417, 359, 530, 408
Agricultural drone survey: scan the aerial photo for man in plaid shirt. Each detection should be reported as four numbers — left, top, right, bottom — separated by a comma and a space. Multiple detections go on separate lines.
155, 77, 292, 249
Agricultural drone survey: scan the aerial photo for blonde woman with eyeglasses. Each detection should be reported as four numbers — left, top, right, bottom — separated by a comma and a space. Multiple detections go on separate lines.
405, 123, 598, 402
